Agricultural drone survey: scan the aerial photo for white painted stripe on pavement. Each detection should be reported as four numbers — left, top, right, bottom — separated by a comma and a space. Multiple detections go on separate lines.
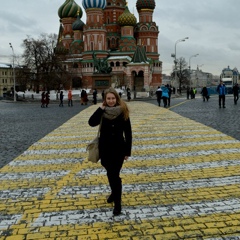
58, 175, 240, 197
21, 148, 85, 155
0, 214, 22, 230
133, 140, 239, 150
20, 142, 239, 156
129, 148, 240, 160
33, 133, 227, 145
0, 187, 51, 200
8, 158, 83, 166
0, 170, 70, 180
76, 159, 240, 177
43, 128, 212, 140
31, 198, 240, 227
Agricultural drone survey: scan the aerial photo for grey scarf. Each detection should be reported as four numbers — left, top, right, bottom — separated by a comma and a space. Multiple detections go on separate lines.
103, 106, 122, 120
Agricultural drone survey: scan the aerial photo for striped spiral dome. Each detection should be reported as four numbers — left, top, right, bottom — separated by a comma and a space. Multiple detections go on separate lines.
82, 0, 107, 9
58, 0, 83, 19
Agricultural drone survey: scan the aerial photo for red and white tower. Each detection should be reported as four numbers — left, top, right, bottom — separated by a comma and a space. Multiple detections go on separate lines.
82, 0, 108, 60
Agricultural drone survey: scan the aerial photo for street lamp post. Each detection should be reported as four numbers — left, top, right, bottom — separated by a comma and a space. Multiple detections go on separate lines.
197, 64, 204, 70
9, 43, 16, 102
171, 37, 189, 92
189, 54, 199, 88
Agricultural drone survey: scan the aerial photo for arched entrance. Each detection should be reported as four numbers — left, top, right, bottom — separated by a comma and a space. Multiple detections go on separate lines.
132, 70, 144, 91
72, 77, 82, 89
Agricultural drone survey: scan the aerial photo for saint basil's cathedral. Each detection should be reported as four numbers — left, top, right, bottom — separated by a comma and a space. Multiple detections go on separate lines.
56, 0, 162, 92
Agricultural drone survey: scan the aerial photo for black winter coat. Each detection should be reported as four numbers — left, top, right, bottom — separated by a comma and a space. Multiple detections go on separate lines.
88, 107, 132, 159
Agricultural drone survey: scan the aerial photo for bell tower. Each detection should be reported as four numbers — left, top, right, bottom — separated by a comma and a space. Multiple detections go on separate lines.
135, 0, 159, 60
82, 0, 108, 60
103, 0, 126, 50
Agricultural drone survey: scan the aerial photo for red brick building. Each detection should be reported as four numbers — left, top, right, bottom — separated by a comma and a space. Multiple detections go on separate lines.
56, 0, 162, 92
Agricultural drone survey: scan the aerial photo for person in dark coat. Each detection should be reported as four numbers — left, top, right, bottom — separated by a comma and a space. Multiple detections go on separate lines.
92, 89, 97, 104
186, 86, 190, 100
155, 86, 162, 106
201, 86, 209, 102
81, 90, 88, 105
88, 87, 132, 216
127, 90, 131, 102
190, 87, 194, 99
59, 91, 64, 107
233, 83, 239, 105
41, 91, 46, 108
45, 91, 50, 107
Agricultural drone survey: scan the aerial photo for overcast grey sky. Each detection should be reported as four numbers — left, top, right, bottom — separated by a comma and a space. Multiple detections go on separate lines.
0, 0, 240, 76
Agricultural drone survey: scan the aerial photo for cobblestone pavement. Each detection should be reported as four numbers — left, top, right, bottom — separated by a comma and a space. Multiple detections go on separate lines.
0, 100, 89, 168
168, 94, 240, 141
1, 98, 240, 239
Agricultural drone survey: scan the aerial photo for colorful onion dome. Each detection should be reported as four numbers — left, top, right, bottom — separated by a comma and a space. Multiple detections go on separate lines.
58, 0, 83, 19
136, 0, 156, 10
118, 6, 137, 26
72, 12, 85, 30
82, 0, 107, 9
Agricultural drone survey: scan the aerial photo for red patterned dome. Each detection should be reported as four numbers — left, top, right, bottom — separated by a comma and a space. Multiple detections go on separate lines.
136, 0, 156, 10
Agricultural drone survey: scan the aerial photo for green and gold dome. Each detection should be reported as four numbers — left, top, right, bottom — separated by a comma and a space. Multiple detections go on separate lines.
118, 5, 137, 26
72, 11, 85, 31
58, 0, 83, 19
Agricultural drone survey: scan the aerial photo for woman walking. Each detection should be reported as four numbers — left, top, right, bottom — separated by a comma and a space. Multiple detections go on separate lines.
88, 88, 132, 216
41, 91, 46, 108
45, 91, 50, 107
59, 91, 64, 107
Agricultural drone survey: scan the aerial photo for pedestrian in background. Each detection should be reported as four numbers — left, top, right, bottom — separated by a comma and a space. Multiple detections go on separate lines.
127, 89, 131, 102
161, 85, 169, 108
233, 83, 239, 105
59, 91, 64, 107
193, 88, 197, 99
41, 91, 46, 108
68, 90, 73, 107
190, 87, 194, 99
201, 86, 209, 102
167, 84, 172, 107
88, 87, 132, 216
102, 90, 105, 102
81, 89, 88, 105
186, 86, 190, 100
45, 91, 50, 107
93, 88, 97, 105
155, 86, 162, 106
217, 80, 226, 108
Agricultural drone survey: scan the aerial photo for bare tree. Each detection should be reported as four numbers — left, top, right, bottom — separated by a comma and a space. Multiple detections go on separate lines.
21, 34, 71, 92
171, 57, 190, 93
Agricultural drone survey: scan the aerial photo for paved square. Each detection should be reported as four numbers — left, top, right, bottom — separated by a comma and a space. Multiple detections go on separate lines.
1, 102, 240, 239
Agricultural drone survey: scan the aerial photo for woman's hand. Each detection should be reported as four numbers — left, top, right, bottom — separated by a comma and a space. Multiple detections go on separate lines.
100, 102, 106, 110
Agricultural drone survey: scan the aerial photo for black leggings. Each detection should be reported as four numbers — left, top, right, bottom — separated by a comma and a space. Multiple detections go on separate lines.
101, 156, 124, 203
